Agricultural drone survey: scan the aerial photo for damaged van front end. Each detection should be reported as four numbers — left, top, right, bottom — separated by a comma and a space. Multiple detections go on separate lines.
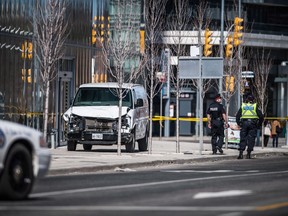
63, 83, 149, 152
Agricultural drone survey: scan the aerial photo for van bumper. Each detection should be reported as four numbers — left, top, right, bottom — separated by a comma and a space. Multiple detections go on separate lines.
67, 131, 132, 145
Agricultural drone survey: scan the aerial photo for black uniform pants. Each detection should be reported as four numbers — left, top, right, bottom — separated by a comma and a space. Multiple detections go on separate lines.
239, 120, 257, 152
211, 120, 224, 152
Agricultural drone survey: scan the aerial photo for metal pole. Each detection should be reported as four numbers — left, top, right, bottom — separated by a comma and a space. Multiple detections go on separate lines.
160, 87, 162, 139
195, 89, 199, 137
55, 73, 61, 148
219, 0, 224, 95
220, 0, 224, 58
199, 31, 203, 155
237, 0, 242, 108
164, 49, 170, 137
286, 73, 288, 145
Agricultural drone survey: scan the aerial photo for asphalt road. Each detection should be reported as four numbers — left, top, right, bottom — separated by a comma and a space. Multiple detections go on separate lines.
1, 155, 288, 216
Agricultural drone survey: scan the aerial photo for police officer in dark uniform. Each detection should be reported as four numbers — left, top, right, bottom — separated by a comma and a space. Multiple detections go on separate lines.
236, 94, 264, 159
207, 94, 228, 154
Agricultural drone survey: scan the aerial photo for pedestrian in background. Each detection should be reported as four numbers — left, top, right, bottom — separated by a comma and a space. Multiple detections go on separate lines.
271, 119, 281, 148
207, 94, 228, 155
236, 94, 264, 159
264, 120, 271, 147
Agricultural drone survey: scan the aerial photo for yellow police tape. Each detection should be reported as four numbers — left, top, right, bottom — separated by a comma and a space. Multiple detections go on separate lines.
153, 116, 208, 122
3, 113, 288, 122
152, 116, 288, 122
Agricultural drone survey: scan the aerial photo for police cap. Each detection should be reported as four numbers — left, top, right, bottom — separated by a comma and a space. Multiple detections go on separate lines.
247, 94, 254, 102
214, 94, 222, 100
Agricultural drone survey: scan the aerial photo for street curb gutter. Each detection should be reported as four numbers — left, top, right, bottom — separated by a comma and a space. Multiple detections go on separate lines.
47, 152, 288, 176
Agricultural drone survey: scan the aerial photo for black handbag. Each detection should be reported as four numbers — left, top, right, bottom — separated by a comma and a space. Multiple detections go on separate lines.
276, 126, 282, 134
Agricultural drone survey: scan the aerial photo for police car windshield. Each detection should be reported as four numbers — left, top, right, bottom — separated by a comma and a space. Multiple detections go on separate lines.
73, 87, 132, 107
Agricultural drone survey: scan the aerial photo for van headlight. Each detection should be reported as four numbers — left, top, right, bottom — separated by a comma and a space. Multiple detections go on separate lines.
69, 114, 85, 132
112, 121, 118, 132
121, 116, 131, 129
112, 116, 130, 131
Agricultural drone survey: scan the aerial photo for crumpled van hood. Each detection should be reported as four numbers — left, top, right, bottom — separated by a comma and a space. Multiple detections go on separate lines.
63, 106, 129, 121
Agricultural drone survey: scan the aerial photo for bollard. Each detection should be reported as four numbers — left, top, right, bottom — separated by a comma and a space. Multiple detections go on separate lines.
51, 131, 55, 149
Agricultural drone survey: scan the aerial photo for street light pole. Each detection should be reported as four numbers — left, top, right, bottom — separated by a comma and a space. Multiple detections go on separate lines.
237, 0, 242, 109
219, 0, 224, 97
286, 70, 288, 146
280, 61, 288, 146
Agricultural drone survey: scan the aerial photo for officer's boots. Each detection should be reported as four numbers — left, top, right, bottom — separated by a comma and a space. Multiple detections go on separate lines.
237, 150, 243, 159
246, 151, 251, 159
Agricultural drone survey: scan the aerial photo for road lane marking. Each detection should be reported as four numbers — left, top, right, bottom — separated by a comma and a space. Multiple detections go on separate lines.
193, 190, 252, 199
0, 205, 255, 212
256, 202, 288, 211
161, 170, 234, 173
161, 170, 259, 173
30, 170, 288, 198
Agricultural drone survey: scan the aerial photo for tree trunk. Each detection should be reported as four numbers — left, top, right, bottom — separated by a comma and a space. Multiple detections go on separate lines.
176, 91, 180, 153
117, 86, 123, 156
225, 102, 230, 149
43, 80, 50, 142
148, 51, 155, 154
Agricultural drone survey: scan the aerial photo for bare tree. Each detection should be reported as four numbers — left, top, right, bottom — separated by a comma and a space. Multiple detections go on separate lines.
221, 10, 247, 149
143, 0, 168, 154
191, 1, 213, 153
167, 0, 192, 153
101, 0, 144, 155
251, 48, 272, 148
34, 0, 69, 141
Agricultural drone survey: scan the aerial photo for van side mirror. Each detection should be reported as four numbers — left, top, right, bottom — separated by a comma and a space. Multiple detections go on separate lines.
135, 98, 144, 107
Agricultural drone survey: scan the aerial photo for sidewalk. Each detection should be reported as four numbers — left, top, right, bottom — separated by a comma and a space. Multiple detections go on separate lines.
48, 137, 288, 176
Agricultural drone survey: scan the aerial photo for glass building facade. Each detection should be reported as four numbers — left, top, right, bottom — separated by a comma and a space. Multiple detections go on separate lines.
0, 0, 108, 129
1, 0, 287, 138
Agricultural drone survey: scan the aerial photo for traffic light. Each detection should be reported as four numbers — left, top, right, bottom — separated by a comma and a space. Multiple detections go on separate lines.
22, 69, 25, 81
27, 69, 31, 83
99, 19, 105, 43
234, 17, 243, 46
225, 76, 235, 92
92, 29, 97, 44
140, 29, 145, 54
92, 15, 110, 45
28, 42, 33, 59
21, 69, 32, 83
204, 28, 213, 57
21, 41, 27, 59
225, 35, 233, 58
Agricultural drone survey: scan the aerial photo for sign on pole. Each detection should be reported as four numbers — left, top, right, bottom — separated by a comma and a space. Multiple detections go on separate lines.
179, 57, 224, 79
242, 71, 254, 78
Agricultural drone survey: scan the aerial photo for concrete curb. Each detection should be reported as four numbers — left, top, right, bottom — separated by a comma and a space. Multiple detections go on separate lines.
47, 151, 288, 176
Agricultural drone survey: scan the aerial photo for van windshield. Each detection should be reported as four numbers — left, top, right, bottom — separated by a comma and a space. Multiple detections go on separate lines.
73, 87, 132, 107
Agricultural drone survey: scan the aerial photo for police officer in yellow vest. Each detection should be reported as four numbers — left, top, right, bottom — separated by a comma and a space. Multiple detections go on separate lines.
236, 94, 264, 159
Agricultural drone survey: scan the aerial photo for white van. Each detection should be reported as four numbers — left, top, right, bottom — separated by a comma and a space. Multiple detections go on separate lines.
63, 82, 149, 152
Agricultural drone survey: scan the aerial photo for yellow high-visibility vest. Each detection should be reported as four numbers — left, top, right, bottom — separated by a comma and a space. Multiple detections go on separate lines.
241, 103, 259, 119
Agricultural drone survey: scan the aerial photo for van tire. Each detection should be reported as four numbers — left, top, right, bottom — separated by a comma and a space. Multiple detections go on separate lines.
138, 134, 148, 151
83, 144, 92, 151
125, 133, 135, 153
67, 140, 77, 151
0, 144, 34, 200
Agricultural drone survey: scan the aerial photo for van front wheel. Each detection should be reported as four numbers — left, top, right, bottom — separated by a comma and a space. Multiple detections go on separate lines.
138, 133, 148, 151
125, 133, 135, 153
67, 140, 77, 151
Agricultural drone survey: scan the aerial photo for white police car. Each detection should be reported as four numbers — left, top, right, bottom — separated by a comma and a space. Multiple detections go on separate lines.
0, 120, 51, 200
